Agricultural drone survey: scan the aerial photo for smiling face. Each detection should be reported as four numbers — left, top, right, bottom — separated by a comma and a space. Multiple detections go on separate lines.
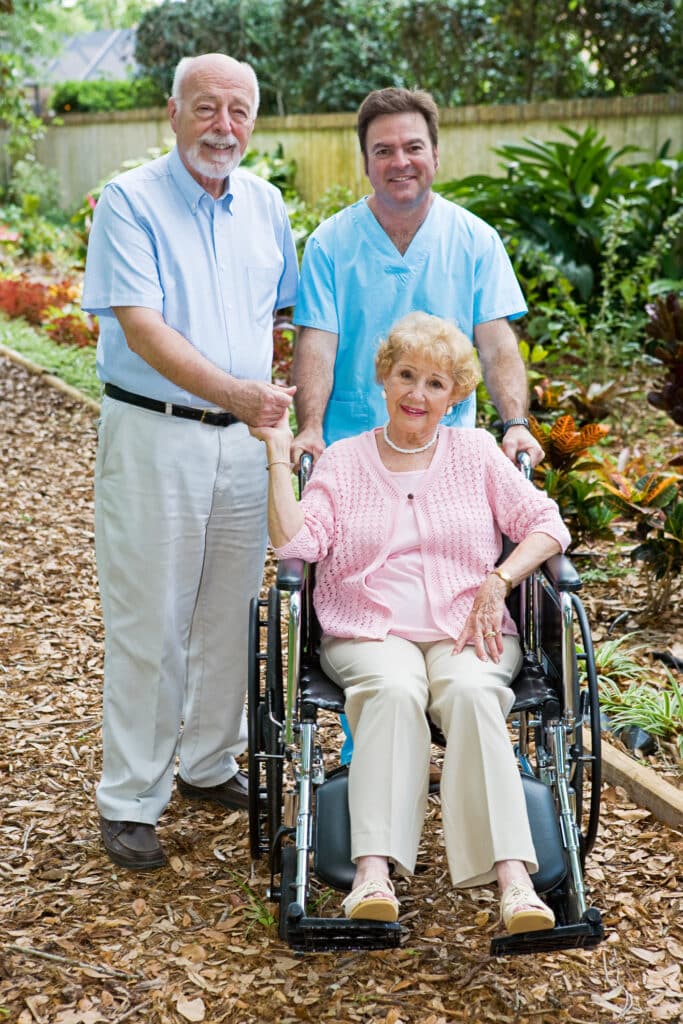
168, 55, 257, 197
364, 111, 438, 214
382, 353, 457, 448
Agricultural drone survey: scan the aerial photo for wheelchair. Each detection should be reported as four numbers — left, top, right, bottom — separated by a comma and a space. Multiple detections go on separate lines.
247, 453, 605, 956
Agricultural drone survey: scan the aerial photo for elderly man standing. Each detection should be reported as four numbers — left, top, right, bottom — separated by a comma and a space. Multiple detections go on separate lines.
82, 53, 298, 871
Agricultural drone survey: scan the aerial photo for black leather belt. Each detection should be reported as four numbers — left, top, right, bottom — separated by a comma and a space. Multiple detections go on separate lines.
104, 383, 239, 427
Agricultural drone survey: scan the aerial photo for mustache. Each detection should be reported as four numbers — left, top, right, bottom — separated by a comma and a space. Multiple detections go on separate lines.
198, 132, 240, 148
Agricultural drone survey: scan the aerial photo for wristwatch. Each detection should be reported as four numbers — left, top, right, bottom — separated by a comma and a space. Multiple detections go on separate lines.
502, 417, 530, 435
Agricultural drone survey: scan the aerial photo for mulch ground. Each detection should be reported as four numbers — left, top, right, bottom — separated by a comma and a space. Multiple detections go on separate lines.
1, 352, 682, 1024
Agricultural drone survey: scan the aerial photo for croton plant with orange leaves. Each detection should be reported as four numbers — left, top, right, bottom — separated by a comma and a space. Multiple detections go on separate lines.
528, 414, 610, 474
527, 413, 616, 545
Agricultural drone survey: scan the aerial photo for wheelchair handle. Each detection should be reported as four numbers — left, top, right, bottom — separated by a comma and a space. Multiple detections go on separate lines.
517, 450, 532, 480
299, 452, 313, 491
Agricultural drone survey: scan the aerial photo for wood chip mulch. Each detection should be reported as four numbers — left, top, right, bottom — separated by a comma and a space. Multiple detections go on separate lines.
1, 353, 681, 1024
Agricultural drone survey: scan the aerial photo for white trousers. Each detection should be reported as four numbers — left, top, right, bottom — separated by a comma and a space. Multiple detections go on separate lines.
320, 634, 538, 887
94, 398, 268, 823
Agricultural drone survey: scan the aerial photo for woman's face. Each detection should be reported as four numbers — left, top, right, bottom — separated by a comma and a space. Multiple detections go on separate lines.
382, 353, 458, 439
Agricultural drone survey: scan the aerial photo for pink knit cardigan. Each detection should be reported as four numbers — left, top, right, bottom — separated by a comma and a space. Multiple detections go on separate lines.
274, 427, 571, 640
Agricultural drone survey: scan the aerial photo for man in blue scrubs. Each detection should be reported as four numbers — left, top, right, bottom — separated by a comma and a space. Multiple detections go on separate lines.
82, 53, 298, 870
291, 86, 541, 466
291, 87, 541, 764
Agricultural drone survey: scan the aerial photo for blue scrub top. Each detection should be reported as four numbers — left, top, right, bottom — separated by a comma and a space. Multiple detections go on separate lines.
82, 147, 299, 407
294, 194, 526, 443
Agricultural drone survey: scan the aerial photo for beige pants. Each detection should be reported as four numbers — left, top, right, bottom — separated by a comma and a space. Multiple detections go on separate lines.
320, 634, 538, 887
95, 399, 268, 823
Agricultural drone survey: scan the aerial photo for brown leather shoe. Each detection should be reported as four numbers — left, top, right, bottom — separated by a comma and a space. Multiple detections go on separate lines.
99, 816, 166, 871
177, 771, 249, 810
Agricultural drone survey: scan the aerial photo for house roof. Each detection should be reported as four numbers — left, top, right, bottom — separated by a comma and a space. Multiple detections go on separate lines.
39, 29, 138, 83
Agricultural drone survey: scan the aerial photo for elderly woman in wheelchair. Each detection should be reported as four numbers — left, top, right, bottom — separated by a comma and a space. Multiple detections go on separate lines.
250, 310, 573, 936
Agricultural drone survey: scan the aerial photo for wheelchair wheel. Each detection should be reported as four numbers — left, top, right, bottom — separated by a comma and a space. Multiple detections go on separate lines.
571, 595, 602, 857
247, 589, 285, 861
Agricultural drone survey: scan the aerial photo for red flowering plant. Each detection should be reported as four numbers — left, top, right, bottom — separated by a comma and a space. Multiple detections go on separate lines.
0, 273, 98, 347
44, 309, 99, 348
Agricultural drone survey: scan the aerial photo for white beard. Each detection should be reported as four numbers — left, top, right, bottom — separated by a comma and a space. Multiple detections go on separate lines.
186, 133, 242, 180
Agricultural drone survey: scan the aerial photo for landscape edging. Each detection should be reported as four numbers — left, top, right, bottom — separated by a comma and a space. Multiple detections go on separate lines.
586, 729, 683, 829
0, 343, 100, 414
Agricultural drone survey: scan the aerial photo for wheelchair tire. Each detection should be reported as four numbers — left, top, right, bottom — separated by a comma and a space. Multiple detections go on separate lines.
247, 596, 268, 859
247, 589, 286, 863
571, 594, 602, 857
265, 587, 285, 867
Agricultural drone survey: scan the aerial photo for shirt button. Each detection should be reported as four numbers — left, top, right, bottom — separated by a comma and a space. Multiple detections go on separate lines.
407, 493, 414, 500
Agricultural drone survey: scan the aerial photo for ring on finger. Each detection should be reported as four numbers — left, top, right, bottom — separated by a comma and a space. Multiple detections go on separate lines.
484, 630, 498, 638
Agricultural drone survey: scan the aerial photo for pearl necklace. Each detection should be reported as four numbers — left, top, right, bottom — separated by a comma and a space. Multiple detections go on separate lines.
382, 422, 439, 455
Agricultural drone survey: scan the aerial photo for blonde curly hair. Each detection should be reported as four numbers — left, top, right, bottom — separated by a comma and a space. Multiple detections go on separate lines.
375, 312, 480, 399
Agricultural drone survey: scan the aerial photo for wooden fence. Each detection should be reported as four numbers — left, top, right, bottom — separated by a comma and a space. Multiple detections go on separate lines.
13, 92, 683, 210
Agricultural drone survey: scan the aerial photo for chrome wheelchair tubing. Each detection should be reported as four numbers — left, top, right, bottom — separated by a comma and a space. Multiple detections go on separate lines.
294, 721, 316, 909
284, 589, 302, 747
560, 591, 577, 726
551, 721, 587, 918
516, 451, 533, 653
299, 452, 313, 488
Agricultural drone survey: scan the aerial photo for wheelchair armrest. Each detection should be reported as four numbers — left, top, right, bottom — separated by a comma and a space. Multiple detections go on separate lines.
276, 558, 307, 592
540, 553, 581, 592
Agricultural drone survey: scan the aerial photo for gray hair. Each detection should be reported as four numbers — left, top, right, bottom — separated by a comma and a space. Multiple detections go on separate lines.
171, 54, 260, 116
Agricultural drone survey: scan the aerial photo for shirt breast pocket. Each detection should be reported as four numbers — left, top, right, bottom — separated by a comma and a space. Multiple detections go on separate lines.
247, 265, 280, 327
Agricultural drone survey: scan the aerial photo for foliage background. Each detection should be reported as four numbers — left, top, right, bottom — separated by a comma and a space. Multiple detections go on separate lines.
2, 1, 683, 119
133, 0, 683, 115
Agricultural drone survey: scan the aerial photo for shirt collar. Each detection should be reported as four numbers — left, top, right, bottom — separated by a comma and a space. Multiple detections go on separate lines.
168, 146, 234, 214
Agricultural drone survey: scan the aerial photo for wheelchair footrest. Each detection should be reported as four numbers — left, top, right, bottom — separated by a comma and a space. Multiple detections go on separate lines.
283, 908, 402, 951
489, 908, 604, 957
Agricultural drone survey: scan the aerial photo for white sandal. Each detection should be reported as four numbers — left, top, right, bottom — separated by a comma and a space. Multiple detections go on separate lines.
500, 880, 555, 934
341, 878, 399, 922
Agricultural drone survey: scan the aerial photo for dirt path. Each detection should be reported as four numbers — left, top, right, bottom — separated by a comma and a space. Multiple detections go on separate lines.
1, 353, 681, 1024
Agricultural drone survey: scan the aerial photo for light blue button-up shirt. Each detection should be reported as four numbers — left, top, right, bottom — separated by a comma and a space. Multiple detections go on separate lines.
82, 146, 299, 406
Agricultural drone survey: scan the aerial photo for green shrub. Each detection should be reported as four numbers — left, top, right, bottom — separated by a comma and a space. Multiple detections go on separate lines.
599, 670, 683, 759
51, 76, 166, 114
437, 128, 683, 308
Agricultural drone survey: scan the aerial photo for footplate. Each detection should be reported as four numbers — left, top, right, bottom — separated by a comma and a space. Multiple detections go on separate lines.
490, 908, 604, 957
283, 904, 402, 952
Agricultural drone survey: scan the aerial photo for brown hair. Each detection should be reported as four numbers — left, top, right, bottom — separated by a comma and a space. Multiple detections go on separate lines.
375, 312, 480, 399
357, 87, 439, 157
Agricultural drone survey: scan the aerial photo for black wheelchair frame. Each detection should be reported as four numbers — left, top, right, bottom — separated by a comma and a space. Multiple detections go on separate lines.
247, 454, 605, 955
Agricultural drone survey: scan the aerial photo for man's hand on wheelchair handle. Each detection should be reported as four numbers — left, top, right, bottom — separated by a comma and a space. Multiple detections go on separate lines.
501, 425, 544, 468
291, 425, 326, 467
452, 573, 508, 663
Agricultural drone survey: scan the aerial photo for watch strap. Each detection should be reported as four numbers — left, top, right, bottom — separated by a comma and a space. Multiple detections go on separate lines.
502, 417, 530, 434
